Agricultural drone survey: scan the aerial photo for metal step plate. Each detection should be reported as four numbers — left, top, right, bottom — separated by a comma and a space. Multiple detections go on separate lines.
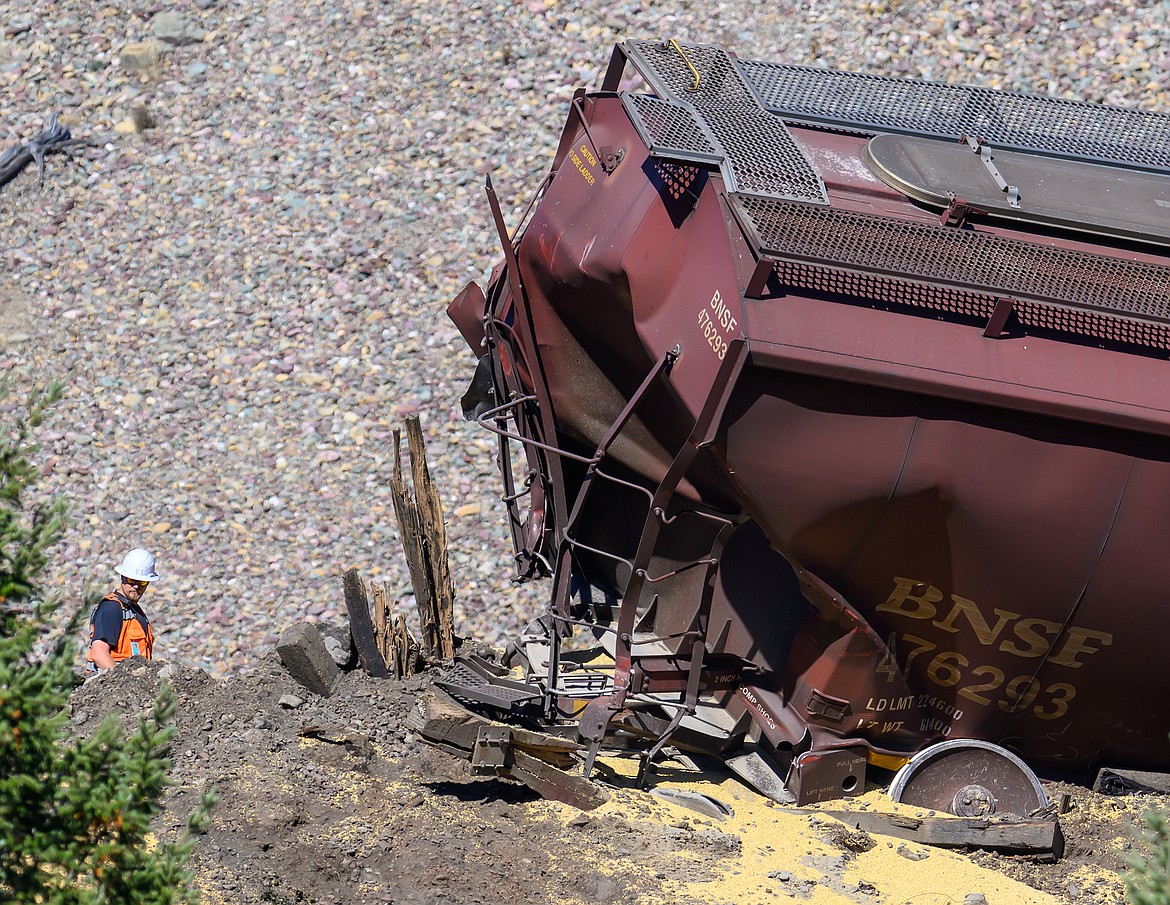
436, 656, 542, 712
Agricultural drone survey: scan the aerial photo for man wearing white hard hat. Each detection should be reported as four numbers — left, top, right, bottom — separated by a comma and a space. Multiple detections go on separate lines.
86, 548, 160, 672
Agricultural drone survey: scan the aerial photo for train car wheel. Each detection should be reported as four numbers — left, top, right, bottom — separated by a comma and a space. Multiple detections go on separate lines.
889, 739, 1048, 817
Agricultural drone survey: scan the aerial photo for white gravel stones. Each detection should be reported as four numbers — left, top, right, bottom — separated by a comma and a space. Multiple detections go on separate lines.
2, 1, 1165, 677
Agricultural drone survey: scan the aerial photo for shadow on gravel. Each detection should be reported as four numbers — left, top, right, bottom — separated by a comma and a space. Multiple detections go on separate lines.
425, 778, 542, 805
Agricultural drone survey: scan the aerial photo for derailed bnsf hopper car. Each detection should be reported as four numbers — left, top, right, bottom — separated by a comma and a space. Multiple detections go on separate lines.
447, 40, 1170, 812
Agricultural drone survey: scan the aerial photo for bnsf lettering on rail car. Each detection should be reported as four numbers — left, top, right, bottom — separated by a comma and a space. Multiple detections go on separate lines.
877, 576, 1114, 667
696, 289, 738, 360
872, 577, 1104, 721
709, 289, 739, 332
448, 37, 1170, 803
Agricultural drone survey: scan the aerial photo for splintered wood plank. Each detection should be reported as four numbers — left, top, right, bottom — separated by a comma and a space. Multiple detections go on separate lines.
505, 749, 610, 811
390, 417, 456, 661
390, 426, 434, 655
342, 568, 390, 678
372, 579, 391, 669
804, 809, 1064, 859
404, 415, 456, 659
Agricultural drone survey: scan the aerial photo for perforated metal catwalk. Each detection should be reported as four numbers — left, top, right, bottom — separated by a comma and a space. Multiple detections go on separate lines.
738, 58, 1170, 173
622, 40, 829, 203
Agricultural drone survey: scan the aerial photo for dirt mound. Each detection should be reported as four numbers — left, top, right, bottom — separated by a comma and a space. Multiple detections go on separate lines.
68, 650, 704, 905
66, 643, 1168, 905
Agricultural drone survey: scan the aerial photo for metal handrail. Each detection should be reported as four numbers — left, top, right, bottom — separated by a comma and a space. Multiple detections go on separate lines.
474, 394, 598, 464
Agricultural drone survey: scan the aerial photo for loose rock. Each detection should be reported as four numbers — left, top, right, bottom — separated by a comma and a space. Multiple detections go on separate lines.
151, 11, 206, 46
118, 41, 165, 70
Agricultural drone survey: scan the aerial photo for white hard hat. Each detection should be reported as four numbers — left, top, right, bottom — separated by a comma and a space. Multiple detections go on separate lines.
115, 548, 160, 582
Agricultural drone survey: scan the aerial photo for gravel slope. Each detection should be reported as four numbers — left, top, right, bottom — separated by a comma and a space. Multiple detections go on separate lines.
2, 0, 1166, 675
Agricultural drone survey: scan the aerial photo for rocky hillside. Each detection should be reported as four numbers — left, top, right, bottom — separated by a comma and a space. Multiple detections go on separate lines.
3, 0, 1167, 677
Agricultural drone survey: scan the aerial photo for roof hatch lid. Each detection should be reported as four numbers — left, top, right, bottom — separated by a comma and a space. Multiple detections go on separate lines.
864, 132, 1170, 248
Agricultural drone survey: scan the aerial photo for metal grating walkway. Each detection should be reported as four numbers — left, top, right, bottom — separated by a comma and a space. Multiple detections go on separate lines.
736, 196, 1170, 329
622, 92, 723, 164
611, 40, 1170, 348
436, 658, 542, 712
738, 59, 1170, 173
623, 40, 828, 204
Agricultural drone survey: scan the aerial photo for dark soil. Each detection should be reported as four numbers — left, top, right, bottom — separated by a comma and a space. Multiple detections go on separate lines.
66, 643, 1169, 905
968, 777, 1168, 904
68, 650, 722, 905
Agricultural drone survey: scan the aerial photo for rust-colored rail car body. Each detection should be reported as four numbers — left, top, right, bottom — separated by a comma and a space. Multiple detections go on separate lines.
449, 40, 1170, 806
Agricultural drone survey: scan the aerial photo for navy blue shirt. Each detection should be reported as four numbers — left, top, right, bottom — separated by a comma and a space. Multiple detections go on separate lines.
90, 592, 150, 650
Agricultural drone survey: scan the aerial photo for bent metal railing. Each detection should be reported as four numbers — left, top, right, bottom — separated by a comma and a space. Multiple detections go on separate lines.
475, 313, 746, 774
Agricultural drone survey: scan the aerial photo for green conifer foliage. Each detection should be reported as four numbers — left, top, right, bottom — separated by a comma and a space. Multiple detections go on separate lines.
1129, 806, 1170, 905
0, 383, 215, 903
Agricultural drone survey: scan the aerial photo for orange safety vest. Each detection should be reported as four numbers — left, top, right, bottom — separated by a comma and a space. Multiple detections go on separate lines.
87, 592, 154, 666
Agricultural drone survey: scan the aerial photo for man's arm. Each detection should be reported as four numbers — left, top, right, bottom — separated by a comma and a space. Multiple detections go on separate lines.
89, 598, 121, 670
89, 639, 116, 670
